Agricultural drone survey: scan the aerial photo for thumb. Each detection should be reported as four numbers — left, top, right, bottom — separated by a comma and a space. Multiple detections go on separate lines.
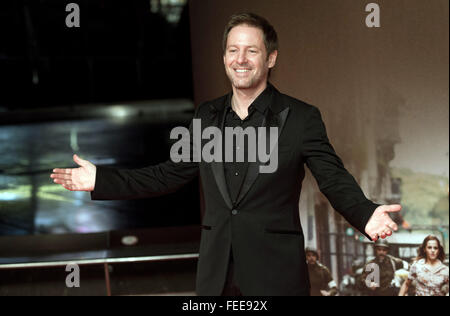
73, 154, 87, 167
384, 204, 402, 213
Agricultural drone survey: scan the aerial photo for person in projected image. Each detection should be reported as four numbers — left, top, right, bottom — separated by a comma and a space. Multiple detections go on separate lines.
305, 248, 338, 296
51, 13, 402, 296
361, 239, 406, 296
399, 235, 449, 296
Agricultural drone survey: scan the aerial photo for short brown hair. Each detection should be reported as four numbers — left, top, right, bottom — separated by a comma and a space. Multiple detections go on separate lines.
416, 235, 445, 262
222, 12, 278, 57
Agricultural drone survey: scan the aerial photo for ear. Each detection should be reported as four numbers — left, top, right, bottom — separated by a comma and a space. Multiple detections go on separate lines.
268, 50, 278, 69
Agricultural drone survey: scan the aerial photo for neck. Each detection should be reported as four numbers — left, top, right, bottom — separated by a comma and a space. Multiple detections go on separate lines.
231, 81, 268, 112
426, 258, 439, 265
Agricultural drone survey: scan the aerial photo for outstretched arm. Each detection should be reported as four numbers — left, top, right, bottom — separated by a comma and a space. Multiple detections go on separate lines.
302, 105, 400, 241
51, 154, 199, 200
51, 105, 203, 199
90, 158, 199, 200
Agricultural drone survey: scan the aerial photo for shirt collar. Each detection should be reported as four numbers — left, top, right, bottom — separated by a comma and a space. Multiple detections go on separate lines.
416, 259, 447, 273
226, 82, 273, 114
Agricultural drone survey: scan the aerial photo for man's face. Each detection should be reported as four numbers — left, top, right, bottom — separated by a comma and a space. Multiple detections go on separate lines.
375, 247, 388, 260
425, 240, 439, 261
223, 25, 277, 91
306, 252, 318, 265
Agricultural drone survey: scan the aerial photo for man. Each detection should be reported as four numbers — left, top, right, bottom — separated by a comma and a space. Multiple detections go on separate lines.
361, 239, 406, 296
50, 13, 401, 296
305, 248, 338, 296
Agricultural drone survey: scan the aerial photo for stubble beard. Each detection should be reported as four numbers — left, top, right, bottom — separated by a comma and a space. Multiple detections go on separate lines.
230, 76, 255, 89
226, 66, 268, 90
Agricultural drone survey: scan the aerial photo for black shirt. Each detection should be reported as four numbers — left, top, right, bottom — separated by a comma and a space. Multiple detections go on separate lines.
223, 84, 273, 207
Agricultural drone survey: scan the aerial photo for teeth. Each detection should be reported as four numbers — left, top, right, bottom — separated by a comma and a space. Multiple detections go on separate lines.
236, 69, 250, 73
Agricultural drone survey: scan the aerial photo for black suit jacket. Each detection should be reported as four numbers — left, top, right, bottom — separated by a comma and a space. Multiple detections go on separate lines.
91, 84, 379, 295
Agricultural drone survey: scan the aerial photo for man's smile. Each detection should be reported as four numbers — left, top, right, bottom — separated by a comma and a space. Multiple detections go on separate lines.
234, 68, 252, 75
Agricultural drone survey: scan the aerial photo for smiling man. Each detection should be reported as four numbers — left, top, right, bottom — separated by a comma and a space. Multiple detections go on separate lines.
51, 13, 402, 296
223, 25, 276, 97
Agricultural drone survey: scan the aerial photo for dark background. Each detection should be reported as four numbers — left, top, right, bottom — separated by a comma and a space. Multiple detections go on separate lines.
0, 0, 200, 244
0, 0, 193, 109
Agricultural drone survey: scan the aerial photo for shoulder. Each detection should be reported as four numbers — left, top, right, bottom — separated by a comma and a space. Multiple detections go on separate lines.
195, 94, 229, 117
271, 90, 327, 134
389, 255, 404, 265
274, 89, 319, 115
411, 259, 425, 270
437, 261, 449, 274
416, 258, 426, 265
365, 258, 377, 265
317, 262, 331, 273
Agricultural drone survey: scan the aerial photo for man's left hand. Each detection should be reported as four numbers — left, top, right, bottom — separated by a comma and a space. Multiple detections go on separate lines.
365, 204, 401, 241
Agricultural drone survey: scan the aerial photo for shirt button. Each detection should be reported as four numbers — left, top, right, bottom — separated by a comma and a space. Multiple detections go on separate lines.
232, 209, 238, 215
235, 172, 239, 176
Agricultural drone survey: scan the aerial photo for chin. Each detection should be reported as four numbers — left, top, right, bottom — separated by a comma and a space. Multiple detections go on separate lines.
234, 75, 266, 89
231, 79, 254, 89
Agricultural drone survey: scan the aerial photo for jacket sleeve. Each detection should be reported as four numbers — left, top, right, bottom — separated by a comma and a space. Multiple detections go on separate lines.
301, 105, 379, 239
90, 106, 201, 200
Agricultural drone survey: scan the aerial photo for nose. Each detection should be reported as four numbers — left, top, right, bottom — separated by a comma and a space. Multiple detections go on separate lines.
237, 51, 248, 64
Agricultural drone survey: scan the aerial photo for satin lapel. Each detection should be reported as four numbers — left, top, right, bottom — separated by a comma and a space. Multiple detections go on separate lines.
235, 106, 290, 207
209, 102, 234, 209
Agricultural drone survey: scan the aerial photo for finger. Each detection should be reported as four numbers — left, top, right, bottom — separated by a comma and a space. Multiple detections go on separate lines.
53, 178, 73, 186
386, 222, 398, 231
52, 177, 73, 184
51, 173, 72, 180
383, 217, 399, 232
52, 168, 72, 175
384, 204, 402, 213
73, 154, 87, 167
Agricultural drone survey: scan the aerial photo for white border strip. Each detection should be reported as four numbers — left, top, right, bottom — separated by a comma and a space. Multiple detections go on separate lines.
0, 253, 199, 269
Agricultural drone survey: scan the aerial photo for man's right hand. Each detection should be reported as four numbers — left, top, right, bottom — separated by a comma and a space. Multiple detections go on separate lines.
50, 154, 96, 192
